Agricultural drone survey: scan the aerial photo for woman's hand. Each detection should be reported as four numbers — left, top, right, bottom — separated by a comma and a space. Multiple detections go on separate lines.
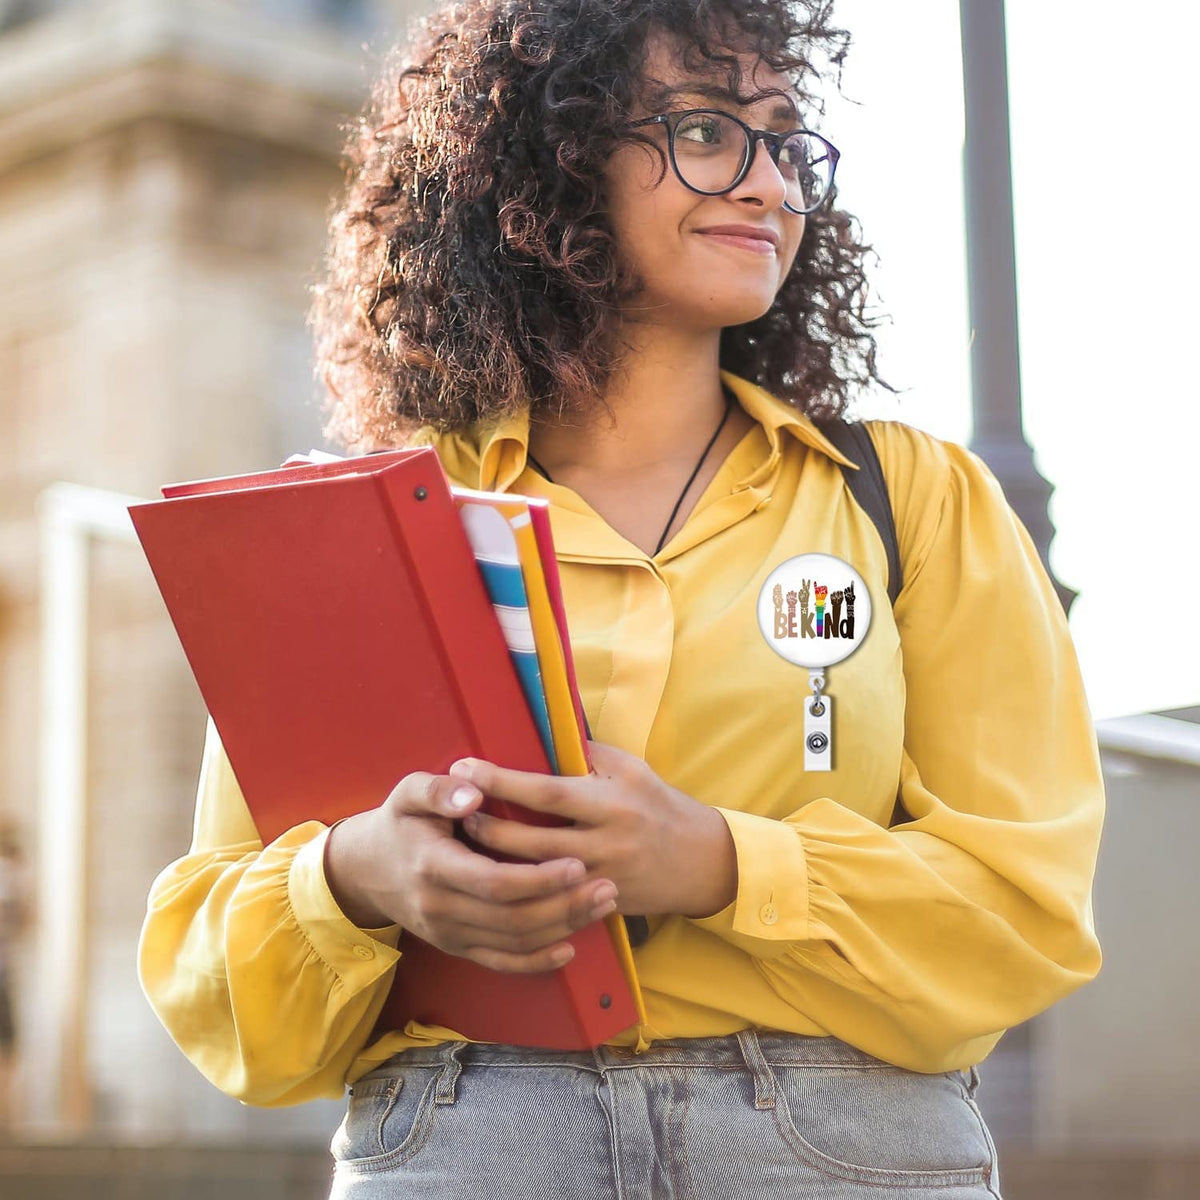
449, 740, 738, 920
323, 770, 621, 974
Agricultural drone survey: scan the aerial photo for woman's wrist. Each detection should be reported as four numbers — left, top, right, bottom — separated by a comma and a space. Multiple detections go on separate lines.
323, 810, 396, 929
679, 803, 739, 919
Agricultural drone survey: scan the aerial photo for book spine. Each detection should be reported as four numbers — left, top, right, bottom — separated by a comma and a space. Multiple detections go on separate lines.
373, 462, 551, 782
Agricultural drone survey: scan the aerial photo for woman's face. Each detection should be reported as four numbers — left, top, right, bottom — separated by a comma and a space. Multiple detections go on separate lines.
603, 31, 808, 333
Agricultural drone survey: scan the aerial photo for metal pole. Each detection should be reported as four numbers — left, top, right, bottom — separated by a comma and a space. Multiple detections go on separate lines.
959, 0, 1076, 615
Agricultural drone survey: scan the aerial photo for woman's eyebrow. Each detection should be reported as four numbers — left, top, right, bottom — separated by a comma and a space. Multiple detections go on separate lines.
655, 82, 800, 124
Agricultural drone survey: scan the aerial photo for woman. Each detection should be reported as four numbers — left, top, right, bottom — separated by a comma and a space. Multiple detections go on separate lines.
139, 1, 1105, 1197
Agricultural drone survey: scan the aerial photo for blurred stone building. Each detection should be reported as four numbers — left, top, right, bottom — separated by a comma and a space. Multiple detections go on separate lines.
0, 1, 1195, 1197
0, 0, 418, 1149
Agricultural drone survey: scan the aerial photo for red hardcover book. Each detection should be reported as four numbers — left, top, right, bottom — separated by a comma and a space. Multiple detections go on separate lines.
130, 447, 644, 1049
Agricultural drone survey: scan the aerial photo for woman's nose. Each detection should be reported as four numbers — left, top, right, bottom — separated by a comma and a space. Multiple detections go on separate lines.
729, 136, 789, 208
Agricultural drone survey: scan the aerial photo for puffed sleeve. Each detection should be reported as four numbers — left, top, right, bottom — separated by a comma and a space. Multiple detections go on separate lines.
688, 421, 1104, 1072
137, 717, 403, 1105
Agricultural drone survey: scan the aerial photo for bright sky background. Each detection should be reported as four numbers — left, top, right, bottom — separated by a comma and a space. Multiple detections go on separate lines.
820, 0, 1198, 721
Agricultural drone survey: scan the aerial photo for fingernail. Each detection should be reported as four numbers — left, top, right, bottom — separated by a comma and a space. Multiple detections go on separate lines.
564, 860, 586, 881
449, 760, 476, 779
592, 884, 617, 906
592, 900, 617, 920
450, 786, 478, 810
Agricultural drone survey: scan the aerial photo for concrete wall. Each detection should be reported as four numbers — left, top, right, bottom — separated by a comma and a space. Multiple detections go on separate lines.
1036, 742, 1200, 1151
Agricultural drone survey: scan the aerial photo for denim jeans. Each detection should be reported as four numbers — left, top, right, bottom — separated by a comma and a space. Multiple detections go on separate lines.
328, 1028, 1003, 1199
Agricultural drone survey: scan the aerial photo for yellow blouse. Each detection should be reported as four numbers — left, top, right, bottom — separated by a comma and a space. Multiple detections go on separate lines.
137, 368, 1104, 1106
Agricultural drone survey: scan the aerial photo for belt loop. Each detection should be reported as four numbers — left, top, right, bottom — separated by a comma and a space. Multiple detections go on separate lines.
735, 1028, 776, 1111
965, 1063, 981, 1100
434, 1040, 465, 1106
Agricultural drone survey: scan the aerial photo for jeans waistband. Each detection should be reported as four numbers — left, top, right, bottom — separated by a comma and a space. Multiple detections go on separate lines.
363, 1029, 903, 1079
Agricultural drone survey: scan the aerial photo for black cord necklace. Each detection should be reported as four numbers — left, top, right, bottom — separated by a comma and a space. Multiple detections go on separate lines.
525, 387, 735, 557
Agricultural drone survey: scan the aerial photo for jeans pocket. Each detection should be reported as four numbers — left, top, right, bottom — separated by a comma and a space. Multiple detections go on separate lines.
767, 1062, 994, 1189
330, 1067, 441, 1172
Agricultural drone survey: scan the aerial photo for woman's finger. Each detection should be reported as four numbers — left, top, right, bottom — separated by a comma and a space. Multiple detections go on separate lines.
461, 809, 584, 862
448, 758, 605, 824
424, 831, 587, 904
429, 875, 619, 952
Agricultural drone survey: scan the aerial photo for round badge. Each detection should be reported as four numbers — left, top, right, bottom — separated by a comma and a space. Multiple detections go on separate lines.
756, 553, 872, 669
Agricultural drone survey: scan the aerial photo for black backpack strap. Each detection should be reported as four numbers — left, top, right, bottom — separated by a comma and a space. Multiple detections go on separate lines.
815, 418, 903, 607
815, 418, 911, 828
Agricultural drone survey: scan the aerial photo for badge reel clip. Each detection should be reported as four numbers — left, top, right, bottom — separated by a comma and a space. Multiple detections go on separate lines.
805, 669, 832, 772
756, 553, 872, 774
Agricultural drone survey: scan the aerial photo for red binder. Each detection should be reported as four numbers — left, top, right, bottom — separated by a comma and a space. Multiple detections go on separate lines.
130, 447, 643, 1050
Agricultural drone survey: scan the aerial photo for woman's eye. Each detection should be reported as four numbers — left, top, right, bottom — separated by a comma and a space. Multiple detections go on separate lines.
779, 137, 819, 178
677, 117, 723, 144
778, 150, 803, 179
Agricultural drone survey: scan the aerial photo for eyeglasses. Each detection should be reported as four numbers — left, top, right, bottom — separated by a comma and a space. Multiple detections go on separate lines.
629, 109, 840, 215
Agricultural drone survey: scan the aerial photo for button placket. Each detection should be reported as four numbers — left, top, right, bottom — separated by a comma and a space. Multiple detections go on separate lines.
593, 564, 675, 758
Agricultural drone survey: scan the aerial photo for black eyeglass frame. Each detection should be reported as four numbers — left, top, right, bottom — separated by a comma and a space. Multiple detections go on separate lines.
629, 108, 841, 215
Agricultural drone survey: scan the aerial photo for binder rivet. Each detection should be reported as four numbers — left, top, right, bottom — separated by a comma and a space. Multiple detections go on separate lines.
414, 486, 428, 500
599, 993, 612, 1009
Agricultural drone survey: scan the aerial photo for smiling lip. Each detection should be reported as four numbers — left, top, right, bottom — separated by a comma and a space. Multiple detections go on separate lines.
695, 225, 780, 254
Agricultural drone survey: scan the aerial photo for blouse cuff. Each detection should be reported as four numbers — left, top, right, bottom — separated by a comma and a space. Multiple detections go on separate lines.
685, 806, 811, 959
288, 824, 402, 985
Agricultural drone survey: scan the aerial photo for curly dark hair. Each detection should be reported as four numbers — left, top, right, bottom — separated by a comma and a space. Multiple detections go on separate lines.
308, 0, 899, 452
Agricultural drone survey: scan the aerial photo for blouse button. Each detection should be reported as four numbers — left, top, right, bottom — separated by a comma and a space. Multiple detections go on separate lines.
759, 904, 779, 926
352, 944, 375, 960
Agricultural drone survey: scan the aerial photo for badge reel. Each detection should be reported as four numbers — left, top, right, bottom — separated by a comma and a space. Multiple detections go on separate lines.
756, 553, 872, 772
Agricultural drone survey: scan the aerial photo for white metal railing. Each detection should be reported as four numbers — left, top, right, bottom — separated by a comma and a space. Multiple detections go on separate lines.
1095, 713, 1200, 769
